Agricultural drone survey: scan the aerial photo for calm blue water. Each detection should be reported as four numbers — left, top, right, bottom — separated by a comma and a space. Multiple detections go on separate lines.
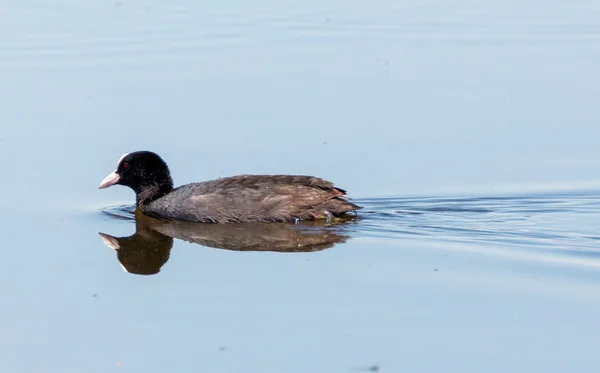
2, 1, 600, 372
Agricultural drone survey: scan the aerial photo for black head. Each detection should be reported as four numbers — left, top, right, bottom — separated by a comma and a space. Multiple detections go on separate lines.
99, 151, 174, 205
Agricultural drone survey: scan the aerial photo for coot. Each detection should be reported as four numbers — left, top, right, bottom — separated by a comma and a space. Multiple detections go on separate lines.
99, 151, 361, 223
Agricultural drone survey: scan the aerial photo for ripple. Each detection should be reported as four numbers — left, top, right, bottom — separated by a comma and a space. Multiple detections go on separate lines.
1, 2, 599, 69
98, 191, 600, 262
102, 204, 135, 220
354, 191, 600, 253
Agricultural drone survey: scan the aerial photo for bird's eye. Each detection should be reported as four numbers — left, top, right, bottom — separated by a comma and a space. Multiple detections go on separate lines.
123, 162, 129, 169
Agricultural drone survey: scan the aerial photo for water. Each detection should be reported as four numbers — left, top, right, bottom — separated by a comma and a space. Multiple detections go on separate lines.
2, 1, 600, 372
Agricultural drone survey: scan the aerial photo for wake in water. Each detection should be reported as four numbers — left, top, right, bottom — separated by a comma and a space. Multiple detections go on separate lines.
102, 190, 600, 254
356, 191, 600, 253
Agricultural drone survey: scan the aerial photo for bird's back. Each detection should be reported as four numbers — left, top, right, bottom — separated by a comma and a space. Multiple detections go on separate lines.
143, 174, 360, 223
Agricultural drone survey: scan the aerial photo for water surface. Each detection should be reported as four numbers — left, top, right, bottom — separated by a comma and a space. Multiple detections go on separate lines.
1, 1, 600, 372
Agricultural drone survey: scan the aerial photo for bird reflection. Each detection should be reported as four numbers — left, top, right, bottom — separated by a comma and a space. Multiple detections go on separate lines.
99, 209, 355, 276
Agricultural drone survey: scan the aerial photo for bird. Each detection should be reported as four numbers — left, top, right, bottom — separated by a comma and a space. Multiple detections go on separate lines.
99, 151, 361, 223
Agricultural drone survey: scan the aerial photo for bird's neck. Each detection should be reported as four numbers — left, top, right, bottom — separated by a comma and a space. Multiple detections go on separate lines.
135, 182, 173, 206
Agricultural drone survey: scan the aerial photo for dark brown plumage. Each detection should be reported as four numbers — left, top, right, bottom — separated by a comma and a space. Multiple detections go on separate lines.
99, 151, 361, 223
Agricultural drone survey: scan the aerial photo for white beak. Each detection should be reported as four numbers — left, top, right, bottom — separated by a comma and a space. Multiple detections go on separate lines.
98, 171, 120, 189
